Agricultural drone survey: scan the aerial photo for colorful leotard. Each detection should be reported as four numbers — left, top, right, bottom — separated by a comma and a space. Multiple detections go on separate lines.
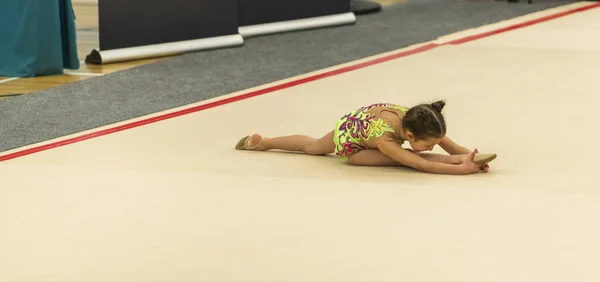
333, 103, 409, 161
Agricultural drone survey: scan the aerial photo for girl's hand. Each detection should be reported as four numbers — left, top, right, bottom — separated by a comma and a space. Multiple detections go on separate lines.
479, 163, 489, 173
458, 149, 490, 173
459, 149, 480, 174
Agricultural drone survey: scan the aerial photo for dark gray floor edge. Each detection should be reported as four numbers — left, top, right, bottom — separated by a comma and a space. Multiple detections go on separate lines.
0, 0, 578, 153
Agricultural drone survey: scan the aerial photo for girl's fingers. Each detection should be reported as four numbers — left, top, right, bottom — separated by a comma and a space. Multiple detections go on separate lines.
470, 149, 478, 160
479, 163, 489, 173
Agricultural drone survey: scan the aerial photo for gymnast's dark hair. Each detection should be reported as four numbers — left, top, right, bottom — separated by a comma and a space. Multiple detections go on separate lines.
402, 100, 447, 140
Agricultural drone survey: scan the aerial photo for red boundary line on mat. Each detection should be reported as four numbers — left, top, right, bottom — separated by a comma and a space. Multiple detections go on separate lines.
1, 2, 599, 162
444, 2, 600, 45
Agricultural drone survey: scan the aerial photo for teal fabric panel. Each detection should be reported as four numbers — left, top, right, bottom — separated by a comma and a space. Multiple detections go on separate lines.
0, 0, 80, 77
59, 0, 79, 71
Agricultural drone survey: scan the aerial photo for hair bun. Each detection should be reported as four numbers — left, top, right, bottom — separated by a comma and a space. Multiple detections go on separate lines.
431, 100, 446, 112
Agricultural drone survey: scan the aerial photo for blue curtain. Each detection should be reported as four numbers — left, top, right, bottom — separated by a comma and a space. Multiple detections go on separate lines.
0, 0, 80, 77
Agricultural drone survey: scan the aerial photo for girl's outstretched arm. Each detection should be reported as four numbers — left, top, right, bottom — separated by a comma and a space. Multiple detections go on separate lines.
438, 136, 471, 155
377, 141, 478, 175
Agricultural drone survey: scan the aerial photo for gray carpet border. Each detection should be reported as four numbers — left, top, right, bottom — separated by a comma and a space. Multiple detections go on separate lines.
0, 0, 578, 153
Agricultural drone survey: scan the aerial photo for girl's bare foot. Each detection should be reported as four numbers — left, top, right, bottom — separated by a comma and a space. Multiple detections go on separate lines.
457, 153, 472, 164
246, 134, 266, 151
473, 153, 496, 165
235, 134, 267, 151
458, 151, 497, 165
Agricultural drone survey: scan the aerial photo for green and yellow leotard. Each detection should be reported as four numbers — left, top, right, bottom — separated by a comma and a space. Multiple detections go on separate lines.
333, 103, 409, 160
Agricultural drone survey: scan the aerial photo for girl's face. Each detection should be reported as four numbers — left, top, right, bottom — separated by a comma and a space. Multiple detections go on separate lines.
405, 131, 444, 152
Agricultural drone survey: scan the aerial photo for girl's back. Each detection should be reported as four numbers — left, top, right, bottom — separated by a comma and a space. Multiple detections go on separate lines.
334, 103, 409, 157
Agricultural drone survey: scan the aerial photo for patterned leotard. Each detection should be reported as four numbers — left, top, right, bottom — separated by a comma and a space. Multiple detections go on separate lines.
333, 103, 409, 160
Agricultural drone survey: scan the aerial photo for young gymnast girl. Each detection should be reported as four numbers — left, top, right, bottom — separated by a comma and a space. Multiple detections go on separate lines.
235, 101, 496, 175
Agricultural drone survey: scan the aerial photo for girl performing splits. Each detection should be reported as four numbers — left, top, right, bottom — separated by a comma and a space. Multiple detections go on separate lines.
235, 101, 496, 175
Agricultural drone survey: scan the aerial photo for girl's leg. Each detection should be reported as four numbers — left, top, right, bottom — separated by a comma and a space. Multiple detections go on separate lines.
242, 131, 335, 155
346, 149, 401, 166
417, 152, 463, 164
347, 149, 463, 166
